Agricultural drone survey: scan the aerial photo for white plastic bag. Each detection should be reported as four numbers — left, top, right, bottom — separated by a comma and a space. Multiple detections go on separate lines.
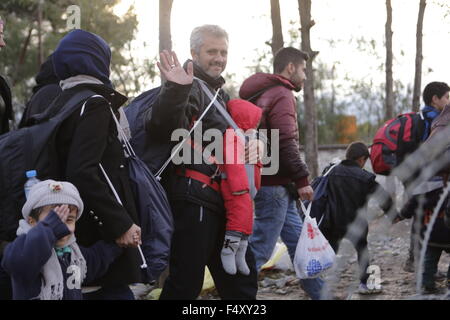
294, 201, 336, 279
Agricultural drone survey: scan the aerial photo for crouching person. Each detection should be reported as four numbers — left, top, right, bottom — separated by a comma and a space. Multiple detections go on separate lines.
1, 180, 122, 300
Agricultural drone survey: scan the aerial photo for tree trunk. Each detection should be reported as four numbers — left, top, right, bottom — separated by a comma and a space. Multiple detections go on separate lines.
412, 0, 426, 112
385, 0, 394, 120
159, 0, 173, 53
270, 0, 284, 55
13, 26, 33, 86
298, 0, 319, 178
331, 64, 336, 114
37, 0, 44, 67
159, 0, 173, 84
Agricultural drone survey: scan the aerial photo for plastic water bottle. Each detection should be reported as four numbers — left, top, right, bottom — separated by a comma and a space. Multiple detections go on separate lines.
24, 170, 41, 199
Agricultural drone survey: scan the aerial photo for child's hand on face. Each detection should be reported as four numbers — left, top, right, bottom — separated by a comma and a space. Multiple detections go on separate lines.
54, 205, 70, 223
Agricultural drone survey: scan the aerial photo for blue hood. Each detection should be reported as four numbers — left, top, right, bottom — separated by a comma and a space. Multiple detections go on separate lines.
52, 29, 112, 87
421, 105, 441, 141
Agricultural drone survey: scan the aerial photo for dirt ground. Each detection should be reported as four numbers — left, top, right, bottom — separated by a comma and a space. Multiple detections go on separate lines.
253, 217, 450, 300
196, 216, 450, 300
132, 216, 450, 300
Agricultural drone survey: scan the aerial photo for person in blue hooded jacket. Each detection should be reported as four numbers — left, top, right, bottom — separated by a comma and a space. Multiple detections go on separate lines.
404, 81, 450, 273
2, 180, 122, 300
420, 82, 450, 140
48, 29, 142, 299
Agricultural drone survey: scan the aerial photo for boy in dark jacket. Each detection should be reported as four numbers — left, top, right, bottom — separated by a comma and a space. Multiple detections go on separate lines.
1, 180, 122, 300
324, 142, 393, 294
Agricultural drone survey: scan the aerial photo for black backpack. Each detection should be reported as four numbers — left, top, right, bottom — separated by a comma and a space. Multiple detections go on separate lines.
0, 90, 95, 243
112, 102, 174, 283
125, 87, 176, 176
127, 153, 173, 283
300, 162, 339, 233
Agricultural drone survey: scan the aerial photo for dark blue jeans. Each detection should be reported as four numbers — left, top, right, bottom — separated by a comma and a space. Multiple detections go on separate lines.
422, 246, 450, 289
249, 186, 324, 300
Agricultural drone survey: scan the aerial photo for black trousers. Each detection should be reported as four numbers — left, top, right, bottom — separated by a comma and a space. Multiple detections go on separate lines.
422, 246, 450, 289
408, 215, 422, 262
325, 228, 370, 285
160, 201, 258, 300
0, 254, 12, 300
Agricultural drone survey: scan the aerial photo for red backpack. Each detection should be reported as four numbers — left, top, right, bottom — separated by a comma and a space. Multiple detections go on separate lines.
370, 112, 426, 175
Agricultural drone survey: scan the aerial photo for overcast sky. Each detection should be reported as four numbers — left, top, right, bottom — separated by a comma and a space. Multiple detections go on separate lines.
115, 0, 449, 95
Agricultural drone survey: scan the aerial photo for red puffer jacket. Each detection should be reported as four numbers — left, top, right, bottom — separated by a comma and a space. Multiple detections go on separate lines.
239, 73, 310, 189
221, 99, 262, 235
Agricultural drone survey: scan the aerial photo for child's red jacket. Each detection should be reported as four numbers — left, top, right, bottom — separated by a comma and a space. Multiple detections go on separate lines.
221, 99, 262, 235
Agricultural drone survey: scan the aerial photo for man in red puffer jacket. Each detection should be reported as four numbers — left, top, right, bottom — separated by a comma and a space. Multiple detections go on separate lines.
239, 47, 323, 300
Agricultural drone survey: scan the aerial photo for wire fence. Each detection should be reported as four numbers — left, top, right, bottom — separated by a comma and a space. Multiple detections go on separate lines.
321, 124, 450, 300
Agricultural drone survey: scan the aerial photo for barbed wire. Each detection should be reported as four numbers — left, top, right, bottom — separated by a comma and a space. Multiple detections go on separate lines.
321, 123, 450, 300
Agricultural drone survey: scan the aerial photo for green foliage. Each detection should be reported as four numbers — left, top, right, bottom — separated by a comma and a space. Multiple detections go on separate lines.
432, 0, 450, 18
222, 72, 239, 99
246, 21, 350, 145
250, 31, 416, 145
296, 66, 348, 145
313, 60, 347, 145
0, 0, 155, 124
246, 46, 272, 75
344, 37, 414, 142
356, 121, 375, 145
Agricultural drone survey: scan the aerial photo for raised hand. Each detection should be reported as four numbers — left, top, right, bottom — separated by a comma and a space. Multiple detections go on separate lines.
54, 205, 70, 223
157, 50, 194, 85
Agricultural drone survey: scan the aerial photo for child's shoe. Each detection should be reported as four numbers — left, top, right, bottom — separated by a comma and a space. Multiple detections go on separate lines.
358, 282, 382, 294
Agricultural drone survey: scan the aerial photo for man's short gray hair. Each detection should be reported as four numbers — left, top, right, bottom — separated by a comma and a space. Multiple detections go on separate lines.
190, 25, 229, 54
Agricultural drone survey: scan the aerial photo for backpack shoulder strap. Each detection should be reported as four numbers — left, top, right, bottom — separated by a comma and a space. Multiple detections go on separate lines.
195, 78, 259, 198
246, 85, 279, 104
195, 77, 239, 131
418, 110, 425, 120
323, 162, 340, 177
35, 89, 98, 123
